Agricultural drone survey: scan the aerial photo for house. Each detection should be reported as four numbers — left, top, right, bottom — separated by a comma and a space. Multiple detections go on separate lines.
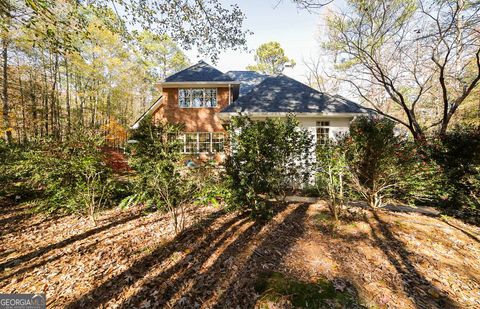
131, 60, 368, 160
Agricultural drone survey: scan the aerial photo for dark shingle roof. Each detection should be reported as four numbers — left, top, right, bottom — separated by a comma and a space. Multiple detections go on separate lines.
221, 74, 368, 114
225, 71, 268, 96
164, 60, 234, 82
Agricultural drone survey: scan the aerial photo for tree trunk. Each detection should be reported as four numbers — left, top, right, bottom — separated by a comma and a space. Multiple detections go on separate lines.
65, 57, 71, 134
2, 37, 12, 144
19, 77, 27, 143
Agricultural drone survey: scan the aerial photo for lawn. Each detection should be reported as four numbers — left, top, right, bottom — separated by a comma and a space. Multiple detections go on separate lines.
1, 198, 479, 308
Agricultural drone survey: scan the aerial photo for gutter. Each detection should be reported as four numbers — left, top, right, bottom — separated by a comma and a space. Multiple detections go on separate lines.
217, 111, 369, 120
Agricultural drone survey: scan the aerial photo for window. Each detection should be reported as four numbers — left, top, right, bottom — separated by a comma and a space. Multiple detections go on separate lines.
198, 133, 211, 152
185, 133, 198, 153
179, 132, 225, 153
179, 89, 192, 108
212, 133, 225, 152
316, 121, 330, 145
178, 88, 217, 108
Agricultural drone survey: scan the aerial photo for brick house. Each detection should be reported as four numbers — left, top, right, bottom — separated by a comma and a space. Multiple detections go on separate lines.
131, 60, 368, 160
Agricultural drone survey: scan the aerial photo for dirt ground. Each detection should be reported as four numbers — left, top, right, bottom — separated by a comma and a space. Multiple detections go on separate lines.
1, 197, 479, 308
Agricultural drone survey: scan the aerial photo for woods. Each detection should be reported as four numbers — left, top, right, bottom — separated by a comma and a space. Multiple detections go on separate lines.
0, 0, 247, 143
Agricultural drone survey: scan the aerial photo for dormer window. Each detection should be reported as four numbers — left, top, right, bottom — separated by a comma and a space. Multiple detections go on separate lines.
179, 88, 217, 108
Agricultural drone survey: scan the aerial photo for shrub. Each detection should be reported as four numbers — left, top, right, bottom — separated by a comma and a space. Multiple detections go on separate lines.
225, 114, 313, 218
123, 117, 205, 233
427, 125, 480, 217
343, 116, 421, 208
316, 141, 349, 221
24, 131, 114, 222
0, 140, 25, 196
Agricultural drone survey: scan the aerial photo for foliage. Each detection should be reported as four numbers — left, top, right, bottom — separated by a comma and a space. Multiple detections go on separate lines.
325, 0, 480, 139
123, 117, 200, 233
343, 116, 421, 208
134, 31, 190, 80
225, 115, 313, 218
246, 41, 296, 75
0, 139, 27, 196
100, 118, 128, 147
316, 141, 349, 221
24, 131, 114, 222
427, 126, 480, 213
0, 0, 249, 60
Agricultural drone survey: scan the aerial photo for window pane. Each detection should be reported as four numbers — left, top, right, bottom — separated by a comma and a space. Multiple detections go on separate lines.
212, 133, 224, 152
205, 89, 217, 107
185, 133, 198, 153
316, 127, 329, 145
192, 89, 204, 107
198, 133, 211, 153
179, 89, 191, 107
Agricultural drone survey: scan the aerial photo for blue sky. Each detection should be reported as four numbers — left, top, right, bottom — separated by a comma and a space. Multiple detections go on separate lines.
185, 0, 342, 83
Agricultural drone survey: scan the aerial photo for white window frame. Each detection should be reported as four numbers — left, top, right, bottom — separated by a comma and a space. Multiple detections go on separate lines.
178, 88, 217, 108
316, 121, 330, 145
178, 132, 225, 153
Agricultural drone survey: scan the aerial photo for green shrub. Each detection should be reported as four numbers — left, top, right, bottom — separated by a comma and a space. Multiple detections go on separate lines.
0, 140, 25, 196
123, 117, 213, 233
316, 141, 349, 221
225, 114, 313, 218
343, 117, 422, 208
24, 131, 114, 222
427, 126, 480, 216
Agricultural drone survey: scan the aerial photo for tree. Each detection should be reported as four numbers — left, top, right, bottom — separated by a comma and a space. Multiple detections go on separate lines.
247, 41, 296, 75
135, 31, 190, 81
325, 0, 480, 139
303, 54, 339, 93
0, 0, 249, 61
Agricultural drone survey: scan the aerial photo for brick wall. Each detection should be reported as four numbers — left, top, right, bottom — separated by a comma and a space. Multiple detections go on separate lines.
152, 87, 230, 132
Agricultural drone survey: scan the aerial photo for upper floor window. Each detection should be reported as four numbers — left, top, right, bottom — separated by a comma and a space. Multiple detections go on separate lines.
316, 121, 330, 145
179, 88, 217, 108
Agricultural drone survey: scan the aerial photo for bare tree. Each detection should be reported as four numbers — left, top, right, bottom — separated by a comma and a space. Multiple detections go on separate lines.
325, 0, 480, 139
303, 54, 339, 92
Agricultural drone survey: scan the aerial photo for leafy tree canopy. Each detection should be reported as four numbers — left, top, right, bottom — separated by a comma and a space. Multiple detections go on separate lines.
0, 0, 250, 60
247, 41, 296, 75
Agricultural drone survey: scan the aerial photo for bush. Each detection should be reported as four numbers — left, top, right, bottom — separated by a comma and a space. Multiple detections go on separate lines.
427, 126, 480, 218
123, 117, 213, 233
343, 117, 422, 208
225, 114, 313, 218
316, 141, 349, 221
0, 140, 26, 196
24, 131, 114, 222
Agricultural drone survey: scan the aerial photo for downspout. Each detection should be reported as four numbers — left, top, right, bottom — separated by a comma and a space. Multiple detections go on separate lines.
228, 84, 231, 105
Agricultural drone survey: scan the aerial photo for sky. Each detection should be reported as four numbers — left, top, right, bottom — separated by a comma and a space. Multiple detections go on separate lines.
185, 0, 343, 83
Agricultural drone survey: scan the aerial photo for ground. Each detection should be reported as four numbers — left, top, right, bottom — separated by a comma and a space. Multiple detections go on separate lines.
1, 198, 480, 308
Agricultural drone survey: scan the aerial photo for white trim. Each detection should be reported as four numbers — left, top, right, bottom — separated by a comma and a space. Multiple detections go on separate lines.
130, 95, 163, 129
217, 111, 367, 120
162, 81, 240, 87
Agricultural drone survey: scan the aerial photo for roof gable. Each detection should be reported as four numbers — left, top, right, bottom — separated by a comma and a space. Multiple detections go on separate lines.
164, 60, 234, 82
221, 74, 368, 114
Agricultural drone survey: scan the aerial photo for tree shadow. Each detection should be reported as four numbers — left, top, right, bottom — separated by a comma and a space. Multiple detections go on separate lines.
0, 212, 143, 272
64, 209, 246, 308
209, 203, 310, 308
442, 219, 480, 243
369, 211, 459, 309
0, 214, 166, 282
